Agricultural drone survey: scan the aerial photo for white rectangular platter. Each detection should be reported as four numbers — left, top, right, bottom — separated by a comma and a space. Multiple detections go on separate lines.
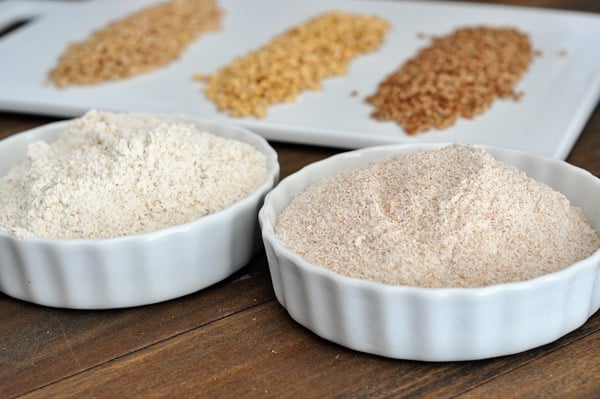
0, 0, 599, 158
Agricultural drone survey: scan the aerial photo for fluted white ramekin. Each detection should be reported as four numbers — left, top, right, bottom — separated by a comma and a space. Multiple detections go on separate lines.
0, 114, 279, 309
259, 143, 600, 361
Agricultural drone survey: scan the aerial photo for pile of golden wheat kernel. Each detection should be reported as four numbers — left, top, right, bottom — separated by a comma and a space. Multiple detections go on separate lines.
195, 11, 390, 118
49, 0, 222, 88
366, 26, 533, 134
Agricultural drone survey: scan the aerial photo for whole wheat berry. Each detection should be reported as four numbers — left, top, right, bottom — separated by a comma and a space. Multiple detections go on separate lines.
196, 11, 390, 118
49, 0, 222, 87
366, 26, 533, 134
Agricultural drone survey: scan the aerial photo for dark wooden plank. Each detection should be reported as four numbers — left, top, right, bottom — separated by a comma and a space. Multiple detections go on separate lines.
19, 302, 599, 399
450, 0, 600, 12
456, 330, 600, 398
567, 103, 600, 176
271, 142, 339, 179
0, 254, 274, 399
0, 113, 58, 140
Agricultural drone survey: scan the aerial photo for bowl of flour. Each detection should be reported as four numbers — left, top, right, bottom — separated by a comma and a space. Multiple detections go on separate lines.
259, 143, 600, 361
0, 110, 279, 309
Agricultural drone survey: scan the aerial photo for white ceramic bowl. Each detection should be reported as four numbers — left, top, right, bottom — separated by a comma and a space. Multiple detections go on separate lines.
0, 115, 279, 309
259, 143, 600, 361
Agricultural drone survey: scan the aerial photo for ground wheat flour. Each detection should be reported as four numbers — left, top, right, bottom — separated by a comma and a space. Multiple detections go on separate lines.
0, 110, 267, 239
275, 144, 599, 288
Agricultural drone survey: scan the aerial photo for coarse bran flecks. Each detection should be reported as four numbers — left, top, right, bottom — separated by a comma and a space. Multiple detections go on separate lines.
0, 110, 267, 239
275, 144, 599, 288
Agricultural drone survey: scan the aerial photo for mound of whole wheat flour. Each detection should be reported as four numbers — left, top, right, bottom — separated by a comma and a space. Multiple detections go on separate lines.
275, 144, 599, 288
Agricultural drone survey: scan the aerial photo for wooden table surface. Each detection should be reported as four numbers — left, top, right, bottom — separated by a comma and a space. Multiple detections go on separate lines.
1, 1, 599, 398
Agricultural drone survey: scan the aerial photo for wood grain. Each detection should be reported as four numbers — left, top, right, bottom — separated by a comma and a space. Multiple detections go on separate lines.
0, 255, 274, 398
0, 114, 57, 140
457, 324, 600, 398
17, 304, 600, 399
567, 103, 600, 176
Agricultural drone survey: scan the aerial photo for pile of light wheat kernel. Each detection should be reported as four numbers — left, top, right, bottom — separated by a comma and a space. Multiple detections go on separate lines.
49, 0, 222, 88
195, 11, 390, 118
366, 26, 533, 134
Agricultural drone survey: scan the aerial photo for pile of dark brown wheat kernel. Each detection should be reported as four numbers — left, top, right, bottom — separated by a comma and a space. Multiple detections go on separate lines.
366, 26, 533, 134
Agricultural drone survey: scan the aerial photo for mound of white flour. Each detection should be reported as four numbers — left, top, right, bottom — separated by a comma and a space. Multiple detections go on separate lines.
0, 110, 267, 239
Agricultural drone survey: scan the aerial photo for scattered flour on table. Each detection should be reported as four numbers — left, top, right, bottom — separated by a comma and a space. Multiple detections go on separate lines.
275, 144, 600, 288
0, 110, 267, 239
